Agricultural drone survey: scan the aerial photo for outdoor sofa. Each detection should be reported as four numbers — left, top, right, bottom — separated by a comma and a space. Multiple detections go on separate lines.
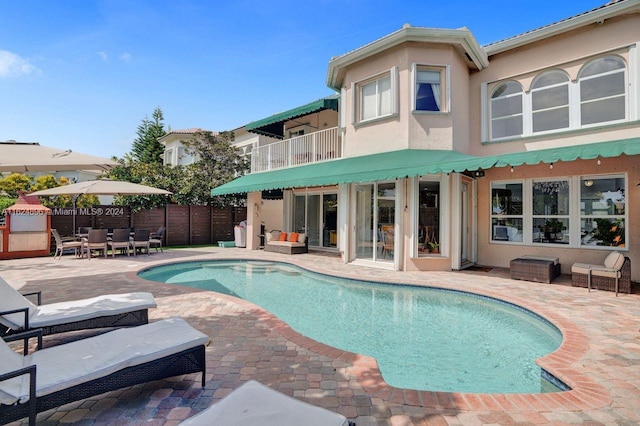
264, 231, 308, 255
0, 317, 208, 426
0, 276, 156, 337
179, 379, 351, 426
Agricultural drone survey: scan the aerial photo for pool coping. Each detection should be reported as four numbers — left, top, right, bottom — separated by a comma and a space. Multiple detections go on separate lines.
129, 257, 610, 413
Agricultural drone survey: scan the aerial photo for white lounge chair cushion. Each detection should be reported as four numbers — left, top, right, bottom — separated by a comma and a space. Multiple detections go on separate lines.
29, 292, 157, 328
0, 276, 37, 329
179, 380, 349, 426
0, 338, 27, 404
0, 317, 209, 404
603, 251, 625, 270
571, 263, 621, 278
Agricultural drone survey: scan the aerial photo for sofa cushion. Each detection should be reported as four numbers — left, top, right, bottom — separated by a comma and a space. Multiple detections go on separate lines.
604, 251, 625, 270
298, 233, 307, 244
278, 232, 288, 242
289, 232, 299, 243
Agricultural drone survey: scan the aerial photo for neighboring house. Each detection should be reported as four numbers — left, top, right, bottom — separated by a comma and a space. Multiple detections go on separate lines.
159, 128, 207, 166
212, 1, 640, 282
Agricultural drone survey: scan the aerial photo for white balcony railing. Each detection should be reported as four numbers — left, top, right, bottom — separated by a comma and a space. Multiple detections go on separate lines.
251, 127, 342, 173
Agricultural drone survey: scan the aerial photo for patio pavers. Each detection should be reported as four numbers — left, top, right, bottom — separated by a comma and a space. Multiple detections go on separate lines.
0, 247, 639, 425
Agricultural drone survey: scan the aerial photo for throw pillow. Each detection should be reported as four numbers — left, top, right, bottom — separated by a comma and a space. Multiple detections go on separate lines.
289, 232, 299, 242
278, 232, 288, 241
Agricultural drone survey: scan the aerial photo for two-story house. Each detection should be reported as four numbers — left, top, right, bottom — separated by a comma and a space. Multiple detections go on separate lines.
212, 0, 640, 282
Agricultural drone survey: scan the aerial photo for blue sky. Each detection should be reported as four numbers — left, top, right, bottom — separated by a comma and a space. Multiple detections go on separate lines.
1, 0, 606, 159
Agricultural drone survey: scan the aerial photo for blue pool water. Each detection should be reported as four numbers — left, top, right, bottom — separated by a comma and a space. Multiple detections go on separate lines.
139, 260, 564, 394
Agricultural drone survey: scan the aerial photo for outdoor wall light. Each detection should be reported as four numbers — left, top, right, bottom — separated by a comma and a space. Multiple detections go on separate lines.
584, 180, 594, 187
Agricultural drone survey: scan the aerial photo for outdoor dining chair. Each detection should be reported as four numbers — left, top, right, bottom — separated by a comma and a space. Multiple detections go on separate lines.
50, 229, 83, 260
108, 228, 131, 257
149, 226, 165, 252
130, 228, 151, 256
84, 229, 108, 259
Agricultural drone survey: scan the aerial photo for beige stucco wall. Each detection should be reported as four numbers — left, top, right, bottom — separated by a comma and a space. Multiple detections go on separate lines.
476, 155, 640, 282
340, 43, 473, 158
469, 13, 640, 156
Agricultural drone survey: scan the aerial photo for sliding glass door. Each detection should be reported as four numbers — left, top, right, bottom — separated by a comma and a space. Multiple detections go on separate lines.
355, 182, 395, 262
293, 191, 338, 249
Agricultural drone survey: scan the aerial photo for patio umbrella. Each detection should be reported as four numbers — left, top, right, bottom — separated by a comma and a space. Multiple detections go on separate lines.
29, 179, 172, 234
0, 142, 118, 172
29, 179, 172, 197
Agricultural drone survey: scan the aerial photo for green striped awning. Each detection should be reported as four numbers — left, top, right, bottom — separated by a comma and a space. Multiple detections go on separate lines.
246, 95, 339, 138
211, 149, 485, 196
211, 138, 640, 196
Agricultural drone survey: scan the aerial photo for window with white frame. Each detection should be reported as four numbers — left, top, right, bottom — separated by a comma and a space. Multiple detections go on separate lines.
532, 179, 570, 245
579, 56, 626, 126
580, 176, 625, 248
490, 182, 523, 243
355, 68, 397, 123
485, 54, 627, 141
491, 175, 627, 249
531, 70, 570, 133
413, 65, 446, 112
163, 148, 174, 166
490, 81, 524, 139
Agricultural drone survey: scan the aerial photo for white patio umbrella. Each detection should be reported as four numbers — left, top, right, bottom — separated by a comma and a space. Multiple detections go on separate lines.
29, 179, 172, 197
29, 179, 172, 234
0, 142, 118, 172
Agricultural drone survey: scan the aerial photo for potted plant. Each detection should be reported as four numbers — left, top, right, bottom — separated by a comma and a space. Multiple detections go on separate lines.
427, 241, 440, 254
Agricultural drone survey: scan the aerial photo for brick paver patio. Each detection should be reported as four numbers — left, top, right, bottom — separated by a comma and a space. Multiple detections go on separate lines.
0, 246, 639, 425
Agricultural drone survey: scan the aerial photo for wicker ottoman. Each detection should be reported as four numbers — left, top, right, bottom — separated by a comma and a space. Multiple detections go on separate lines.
510, 256, 561, 283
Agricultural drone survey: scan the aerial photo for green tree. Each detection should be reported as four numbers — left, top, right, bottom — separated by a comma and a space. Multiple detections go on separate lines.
32, 176, 99, 208
108, 155, 175, 212
130, 106, 166, 165
0, 173, 33, 197
181, 130, 249, 206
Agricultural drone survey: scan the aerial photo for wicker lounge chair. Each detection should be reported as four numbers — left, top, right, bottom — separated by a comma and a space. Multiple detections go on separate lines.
149, 226, 165, 252
179, 380, 350, 426
84, 229, 108, 259
0, 276, 156, 337
571, 251, 631, 295
0, 317, 208, 426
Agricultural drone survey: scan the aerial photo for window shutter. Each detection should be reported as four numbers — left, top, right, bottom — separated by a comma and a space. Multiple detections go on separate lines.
390, 66, 398, 114
410, 63, 417, 112
350, 82, 356, 124
340, 87, 347, 129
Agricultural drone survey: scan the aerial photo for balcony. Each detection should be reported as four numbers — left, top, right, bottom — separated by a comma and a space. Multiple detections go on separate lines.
251, 127, 342, 173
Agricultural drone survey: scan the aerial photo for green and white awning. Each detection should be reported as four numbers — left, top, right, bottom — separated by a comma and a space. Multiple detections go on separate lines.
211, 138, 640, 196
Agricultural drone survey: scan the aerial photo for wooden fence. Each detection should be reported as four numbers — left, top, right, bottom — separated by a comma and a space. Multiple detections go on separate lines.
50, 205, 247, 247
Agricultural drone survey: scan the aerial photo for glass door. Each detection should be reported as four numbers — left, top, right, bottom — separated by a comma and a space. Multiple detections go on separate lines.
323, 194, 338, 248
355, 182, 395, 262
355, 184, 375, 260
307, 194, 321, 246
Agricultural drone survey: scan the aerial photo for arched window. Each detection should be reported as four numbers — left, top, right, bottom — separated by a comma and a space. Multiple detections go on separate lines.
531, 70, 570, 133
490, 81, 523, 139
579, 56, 626, 125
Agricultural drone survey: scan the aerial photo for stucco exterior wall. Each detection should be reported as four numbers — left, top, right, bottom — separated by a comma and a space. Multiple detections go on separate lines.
468, 13, 640, 156
476, 155, 640, 282
340, 43, 473, 158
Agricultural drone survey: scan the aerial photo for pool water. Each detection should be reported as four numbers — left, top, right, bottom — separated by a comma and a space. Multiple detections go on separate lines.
139, 260, 565, 394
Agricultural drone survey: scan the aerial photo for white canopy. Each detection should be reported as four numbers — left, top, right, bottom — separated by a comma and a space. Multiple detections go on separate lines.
0, 141, 117, 173
29, 179, 172, 196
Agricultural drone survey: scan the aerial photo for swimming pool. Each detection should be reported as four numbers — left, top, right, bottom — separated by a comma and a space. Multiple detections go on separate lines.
139, 260, 565, 394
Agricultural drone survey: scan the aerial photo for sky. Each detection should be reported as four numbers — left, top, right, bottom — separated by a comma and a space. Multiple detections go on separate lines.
1, 0, 608, 160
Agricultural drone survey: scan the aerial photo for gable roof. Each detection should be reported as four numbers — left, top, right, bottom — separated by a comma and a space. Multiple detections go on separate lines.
327, 25, 488, 91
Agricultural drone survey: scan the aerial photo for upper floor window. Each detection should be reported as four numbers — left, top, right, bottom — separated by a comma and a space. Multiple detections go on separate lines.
490, 81, 523, 139
485, 54, 628, 141
412, 65, 447, 112
163, 148, 174, 166
579, 56, 626, 126
355, 67, 397, 124
531, 71, 570, 133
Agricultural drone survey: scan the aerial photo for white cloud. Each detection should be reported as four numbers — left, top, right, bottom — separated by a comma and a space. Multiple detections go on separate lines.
0, 50, 40, 78
98, 51, 108, 62
119, 52, 132, 62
